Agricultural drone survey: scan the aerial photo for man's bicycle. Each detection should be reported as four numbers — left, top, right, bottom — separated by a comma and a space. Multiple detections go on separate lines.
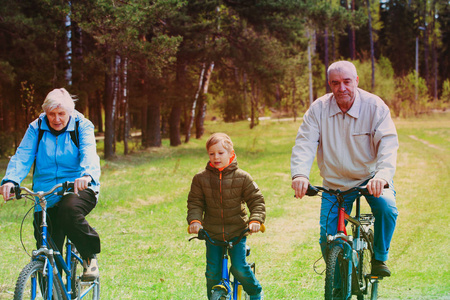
6, 182, 100, 300
306, 184, 387, 300
189, 226, 265, 300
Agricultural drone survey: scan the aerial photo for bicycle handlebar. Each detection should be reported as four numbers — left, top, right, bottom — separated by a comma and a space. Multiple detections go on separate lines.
306, 183, 389, 197
6, 181, 86, 201
190, 224, 266, 248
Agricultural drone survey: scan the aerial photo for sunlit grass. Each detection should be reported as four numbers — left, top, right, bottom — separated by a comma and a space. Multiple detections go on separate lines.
0, 113, 449, 299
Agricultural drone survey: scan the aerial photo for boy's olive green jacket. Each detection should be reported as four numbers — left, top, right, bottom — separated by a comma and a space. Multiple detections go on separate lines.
187, 158, 266, 241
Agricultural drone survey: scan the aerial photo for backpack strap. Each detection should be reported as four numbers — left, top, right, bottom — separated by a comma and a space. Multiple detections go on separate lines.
70, 119, 80, 148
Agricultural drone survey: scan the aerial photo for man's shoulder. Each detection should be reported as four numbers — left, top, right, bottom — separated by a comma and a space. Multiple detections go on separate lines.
357, 88, 388, 108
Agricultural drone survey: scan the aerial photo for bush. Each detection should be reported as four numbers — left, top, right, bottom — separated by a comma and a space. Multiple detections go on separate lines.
0, 132, 15, 158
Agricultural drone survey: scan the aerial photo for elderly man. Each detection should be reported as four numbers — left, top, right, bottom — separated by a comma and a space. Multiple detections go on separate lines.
291, 60, 399, 276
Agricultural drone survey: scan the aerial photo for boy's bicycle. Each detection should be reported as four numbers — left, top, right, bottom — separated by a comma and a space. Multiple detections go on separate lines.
5, 182, 100, 300
189, 226, 265, 300
306, 184, 387, 300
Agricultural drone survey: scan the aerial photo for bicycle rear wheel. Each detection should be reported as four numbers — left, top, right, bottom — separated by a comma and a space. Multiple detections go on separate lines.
325, 246, 349, 300
71, 255, 100, 300
14, 260, 61, 300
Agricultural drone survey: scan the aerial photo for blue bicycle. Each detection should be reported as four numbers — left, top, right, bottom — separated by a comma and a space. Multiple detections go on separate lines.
190, 226, 265, 300
6, 182, 100, 300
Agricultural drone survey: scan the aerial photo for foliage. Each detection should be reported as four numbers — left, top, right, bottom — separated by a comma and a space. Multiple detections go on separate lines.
393, 71, 430, 117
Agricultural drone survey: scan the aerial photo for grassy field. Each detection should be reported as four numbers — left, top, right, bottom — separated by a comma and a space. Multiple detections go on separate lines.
0, 113, 449, 299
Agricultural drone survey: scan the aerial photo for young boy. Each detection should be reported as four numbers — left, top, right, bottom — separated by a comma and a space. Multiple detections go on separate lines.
187, 133, 266, 300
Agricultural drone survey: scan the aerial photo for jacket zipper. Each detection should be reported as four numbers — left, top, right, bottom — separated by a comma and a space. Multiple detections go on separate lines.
220, 171, 225, 241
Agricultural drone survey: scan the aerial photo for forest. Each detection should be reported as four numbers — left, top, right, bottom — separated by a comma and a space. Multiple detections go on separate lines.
0, 0, 449, 159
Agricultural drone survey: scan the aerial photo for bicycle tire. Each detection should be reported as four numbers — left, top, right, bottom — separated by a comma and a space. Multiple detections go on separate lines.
357, 229, 374, 300
14, 260, 62, 300
211, 289, 229, 300
370, 281, 378, 299
71, 256, 100, 300
325, 246, 348, 300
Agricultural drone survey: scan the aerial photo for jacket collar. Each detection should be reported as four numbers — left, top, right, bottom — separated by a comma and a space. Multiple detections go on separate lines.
328, 89, 361, 119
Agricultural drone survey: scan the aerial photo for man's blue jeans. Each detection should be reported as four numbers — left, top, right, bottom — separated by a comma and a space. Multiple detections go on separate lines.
205, 236, 262, 299
319, 183, 398, 262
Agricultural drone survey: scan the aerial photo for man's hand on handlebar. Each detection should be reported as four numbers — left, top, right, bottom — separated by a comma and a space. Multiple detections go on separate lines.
0, 182, 15, 201
367, 178, 388, 198
292, 176, 309, 199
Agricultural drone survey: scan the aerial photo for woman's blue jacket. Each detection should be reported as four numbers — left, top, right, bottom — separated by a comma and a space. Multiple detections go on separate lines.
1, 111, 101, 210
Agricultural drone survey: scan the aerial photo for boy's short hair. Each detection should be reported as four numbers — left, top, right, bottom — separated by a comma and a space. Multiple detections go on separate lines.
206, 133, 234, 152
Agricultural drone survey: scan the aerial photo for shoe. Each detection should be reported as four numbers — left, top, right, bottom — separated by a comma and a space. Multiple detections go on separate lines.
82, 256, 99, 281
371, 259, 391, 277
250, 290, 263, 300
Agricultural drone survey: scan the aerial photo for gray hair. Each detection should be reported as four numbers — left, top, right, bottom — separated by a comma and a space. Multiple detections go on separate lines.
327, 61, 358, 80
42, 88, 76, 114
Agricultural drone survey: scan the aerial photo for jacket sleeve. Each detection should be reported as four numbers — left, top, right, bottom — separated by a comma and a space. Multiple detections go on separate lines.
186, 174, 205, 224
242, 174, 266, 224
372, 108, 398, 183
290, 104, 320, 179
78, 118, 101, 186
1, 120, 39, 186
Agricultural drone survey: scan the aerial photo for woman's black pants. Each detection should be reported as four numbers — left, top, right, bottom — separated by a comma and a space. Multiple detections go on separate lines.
33, 189, 101, 259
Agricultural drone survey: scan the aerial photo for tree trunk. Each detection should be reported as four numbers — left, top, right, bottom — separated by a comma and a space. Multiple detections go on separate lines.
146, 87, 161, 148
169, 103, 182, 146
104, 52, 116, 160
367, 0, 375, 91
324, 27, 330, 93
195, 61, 214, 140
122, 57, 130, 155
185, 63, 206, 143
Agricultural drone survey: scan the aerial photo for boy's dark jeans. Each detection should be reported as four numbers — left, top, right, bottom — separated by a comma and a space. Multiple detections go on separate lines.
205, 236, 262, 299
33, 189, 100, 259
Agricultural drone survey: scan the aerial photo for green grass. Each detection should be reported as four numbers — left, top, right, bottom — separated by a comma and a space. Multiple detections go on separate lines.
1, 113, 449, 299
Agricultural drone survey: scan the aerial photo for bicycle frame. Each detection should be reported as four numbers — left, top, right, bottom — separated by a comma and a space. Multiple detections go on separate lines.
213, 243, 250, 300
190, 228, 257, 300
9, 182, 99, 300
307, 184, 384, 299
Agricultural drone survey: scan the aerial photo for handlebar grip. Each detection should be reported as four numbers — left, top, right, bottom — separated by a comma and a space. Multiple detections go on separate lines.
306, 185, 319, 196
260, 223, 266, 233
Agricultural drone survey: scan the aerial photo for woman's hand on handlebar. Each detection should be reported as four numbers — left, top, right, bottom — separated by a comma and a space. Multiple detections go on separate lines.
0, 182, 15, 201
74, 176, 92, 194
292, 176, 309, 199
367, 178, 388, 198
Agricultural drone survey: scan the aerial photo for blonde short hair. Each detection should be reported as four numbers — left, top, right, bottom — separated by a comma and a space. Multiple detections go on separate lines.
42, 88, 76, 114
206, 133, 234, 152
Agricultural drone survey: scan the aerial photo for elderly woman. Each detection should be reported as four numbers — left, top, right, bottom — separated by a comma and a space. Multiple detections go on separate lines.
0, 88, 101, 280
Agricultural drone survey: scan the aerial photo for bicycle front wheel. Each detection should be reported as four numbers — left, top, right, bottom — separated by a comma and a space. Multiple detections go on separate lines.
358, 229, 374, 300
14, 260, 61, 300
211, 289, 229, 300
325, 246, 349, 300
71, 256, 100, 300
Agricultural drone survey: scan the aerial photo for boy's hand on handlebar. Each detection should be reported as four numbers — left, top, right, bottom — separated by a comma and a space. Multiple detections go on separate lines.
189, 222, 203, 234
0, 182, 15, 201
249, 222, 260, 234
292, 176, 309, 199
74, 176, 92, 194
367, 178, 388, 198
